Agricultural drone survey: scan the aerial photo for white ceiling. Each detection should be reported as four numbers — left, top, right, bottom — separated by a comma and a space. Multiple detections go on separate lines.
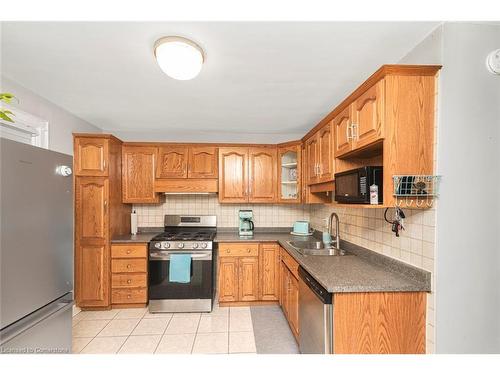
1, 22, 439, 142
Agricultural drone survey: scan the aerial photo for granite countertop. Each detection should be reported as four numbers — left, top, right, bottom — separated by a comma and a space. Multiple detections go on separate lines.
111, 232, 160, 243
112, 227, 430, 294
215, 229, 431, 294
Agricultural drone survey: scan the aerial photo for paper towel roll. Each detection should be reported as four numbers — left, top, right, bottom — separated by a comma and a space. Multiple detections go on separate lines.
131, 211, 138, 235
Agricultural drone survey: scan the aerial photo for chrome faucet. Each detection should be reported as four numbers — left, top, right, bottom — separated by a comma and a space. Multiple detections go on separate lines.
328, 212, 340, 249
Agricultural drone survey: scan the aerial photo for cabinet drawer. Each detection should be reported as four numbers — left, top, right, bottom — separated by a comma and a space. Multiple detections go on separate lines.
281, 248, 299, 279
111, 244, 147, 258
219, 243, 259, 257
111, 288, 147, 304
111, 273, 147, 288
111, 258, 147, 273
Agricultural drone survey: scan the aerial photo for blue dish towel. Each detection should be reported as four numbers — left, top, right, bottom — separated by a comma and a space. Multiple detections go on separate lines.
169, 254, 192, 283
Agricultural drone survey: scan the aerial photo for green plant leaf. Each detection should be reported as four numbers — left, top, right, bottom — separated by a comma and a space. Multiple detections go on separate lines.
0, 93, 17, 104
0, 111, 14, 122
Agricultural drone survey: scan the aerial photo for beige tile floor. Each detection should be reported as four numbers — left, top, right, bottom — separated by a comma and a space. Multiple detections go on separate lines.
72, 305, 256, 354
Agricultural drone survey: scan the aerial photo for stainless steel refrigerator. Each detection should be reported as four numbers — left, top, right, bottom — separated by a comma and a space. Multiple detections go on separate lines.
0, 138, 74, 354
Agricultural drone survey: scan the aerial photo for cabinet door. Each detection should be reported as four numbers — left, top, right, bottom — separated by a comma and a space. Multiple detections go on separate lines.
248, 147, 277, 203
280, 262, 289, 315
218, 147, 248, 203
278, 145, 301, 203
259, 244, 280, 301
305, 135, 318, 184
238, 257, 259, 302
334, 106, 353, 157
75, 176, 110, 307
156, 145, 188, 178
288, 274, 300, 338
74, 137, 109, 176
351, 80, 385, 150
188, 146, 218, 178
218, 257, 239, 302
75, 177, 109, 241
318, 122, 334, 182
76, 244, 109, 307
122, 146, 158, 203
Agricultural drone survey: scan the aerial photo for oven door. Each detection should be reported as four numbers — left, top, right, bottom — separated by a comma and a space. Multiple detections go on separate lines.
148, 250, 213, 302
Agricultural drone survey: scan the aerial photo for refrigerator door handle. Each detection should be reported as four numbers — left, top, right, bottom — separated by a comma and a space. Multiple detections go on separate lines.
0, 293, 74, 347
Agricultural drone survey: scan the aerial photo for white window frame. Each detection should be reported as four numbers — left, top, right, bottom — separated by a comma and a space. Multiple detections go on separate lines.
0, 102, 49, 148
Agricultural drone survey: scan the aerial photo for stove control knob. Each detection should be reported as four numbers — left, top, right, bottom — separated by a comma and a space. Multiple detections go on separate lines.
177, 243, 184, 249
163, 242, 170, 249
154, 243, 161, 249
201, 243, 207, 249
192, 243, 199, 249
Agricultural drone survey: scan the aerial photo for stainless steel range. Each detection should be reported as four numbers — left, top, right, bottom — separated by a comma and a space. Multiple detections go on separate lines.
148, 215, 216, 313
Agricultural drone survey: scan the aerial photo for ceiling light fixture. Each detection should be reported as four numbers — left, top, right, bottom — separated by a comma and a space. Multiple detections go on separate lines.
154, 36, 204, 80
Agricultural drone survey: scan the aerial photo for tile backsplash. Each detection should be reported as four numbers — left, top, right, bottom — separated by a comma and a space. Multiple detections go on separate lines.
133, 196, 436, 353
133, 195, 309, 228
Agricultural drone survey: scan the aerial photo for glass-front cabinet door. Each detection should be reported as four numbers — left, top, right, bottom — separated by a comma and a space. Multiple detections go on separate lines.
278, 144, 301, 203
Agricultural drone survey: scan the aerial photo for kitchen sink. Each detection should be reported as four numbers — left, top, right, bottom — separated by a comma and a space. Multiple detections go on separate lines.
287, 241, 353, 256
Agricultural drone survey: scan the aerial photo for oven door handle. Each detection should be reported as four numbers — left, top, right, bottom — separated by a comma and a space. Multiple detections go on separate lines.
149, 251, 212, 261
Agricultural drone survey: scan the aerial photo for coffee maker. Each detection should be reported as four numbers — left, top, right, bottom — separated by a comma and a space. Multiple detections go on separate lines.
238, 210, 254, 237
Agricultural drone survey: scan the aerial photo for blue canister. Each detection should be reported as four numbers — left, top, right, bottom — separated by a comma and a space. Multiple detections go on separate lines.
322, 231, 332, 246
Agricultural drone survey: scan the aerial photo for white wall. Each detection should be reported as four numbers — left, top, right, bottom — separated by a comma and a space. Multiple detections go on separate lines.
399, 22, 500, 353
0, 76, 101, 155
435, 22, 500, 353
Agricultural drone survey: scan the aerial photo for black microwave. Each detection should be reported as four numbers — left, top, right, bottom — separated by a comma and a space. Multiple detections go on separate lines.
334, 166, 383, 204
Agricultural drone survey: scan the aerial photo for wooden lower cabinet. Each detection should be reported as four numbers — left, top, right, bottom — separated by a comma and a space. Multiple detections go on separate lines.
76, 244, 109, 307
111, 243, 148, 307
259, 243, 280, 301
279, 247, 300, 340
218, 257, 239, 302
218, 242, 280, 304
333, 292, 426, 354
238, 257, 259, 302
287, 272, 300, 337
218, 245, 259, 303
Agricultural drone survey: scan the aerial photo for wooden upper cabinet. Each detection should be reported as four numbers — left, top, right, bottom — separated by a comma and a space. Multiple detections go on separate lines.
74, 137, 109, 176
75, 177, 109, 241
156, 145, 188, 178
278, 144, 301, 203
317, 122, 333, 182
188, 146, 218, 178
334, 105, 353, 157
305, 136, 319, 184
218, 147, 248, 203
122, 146, 159, 203
351, 80, 385, 150
248, 147, 277, 203
238, 257, 259, 302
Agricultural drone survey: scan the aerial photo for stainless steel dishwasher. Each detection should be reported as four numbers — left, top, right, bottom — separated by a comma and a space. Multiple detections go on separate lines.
298, 266, 333, 354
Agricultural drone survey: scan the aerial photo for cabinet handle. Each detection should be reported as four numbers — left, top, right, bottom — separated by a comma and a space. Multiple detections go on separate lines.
346, 123, 352, 141
127, 294, 131, 299
127, 279, 131, 284
104, 200, 107, 210
352, 123, 358, 140
126, 250, 131, 254
226, 249, 230, 253
247, 249, 251, 253
103, 160, 106, 170
126, 264, 131, 269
